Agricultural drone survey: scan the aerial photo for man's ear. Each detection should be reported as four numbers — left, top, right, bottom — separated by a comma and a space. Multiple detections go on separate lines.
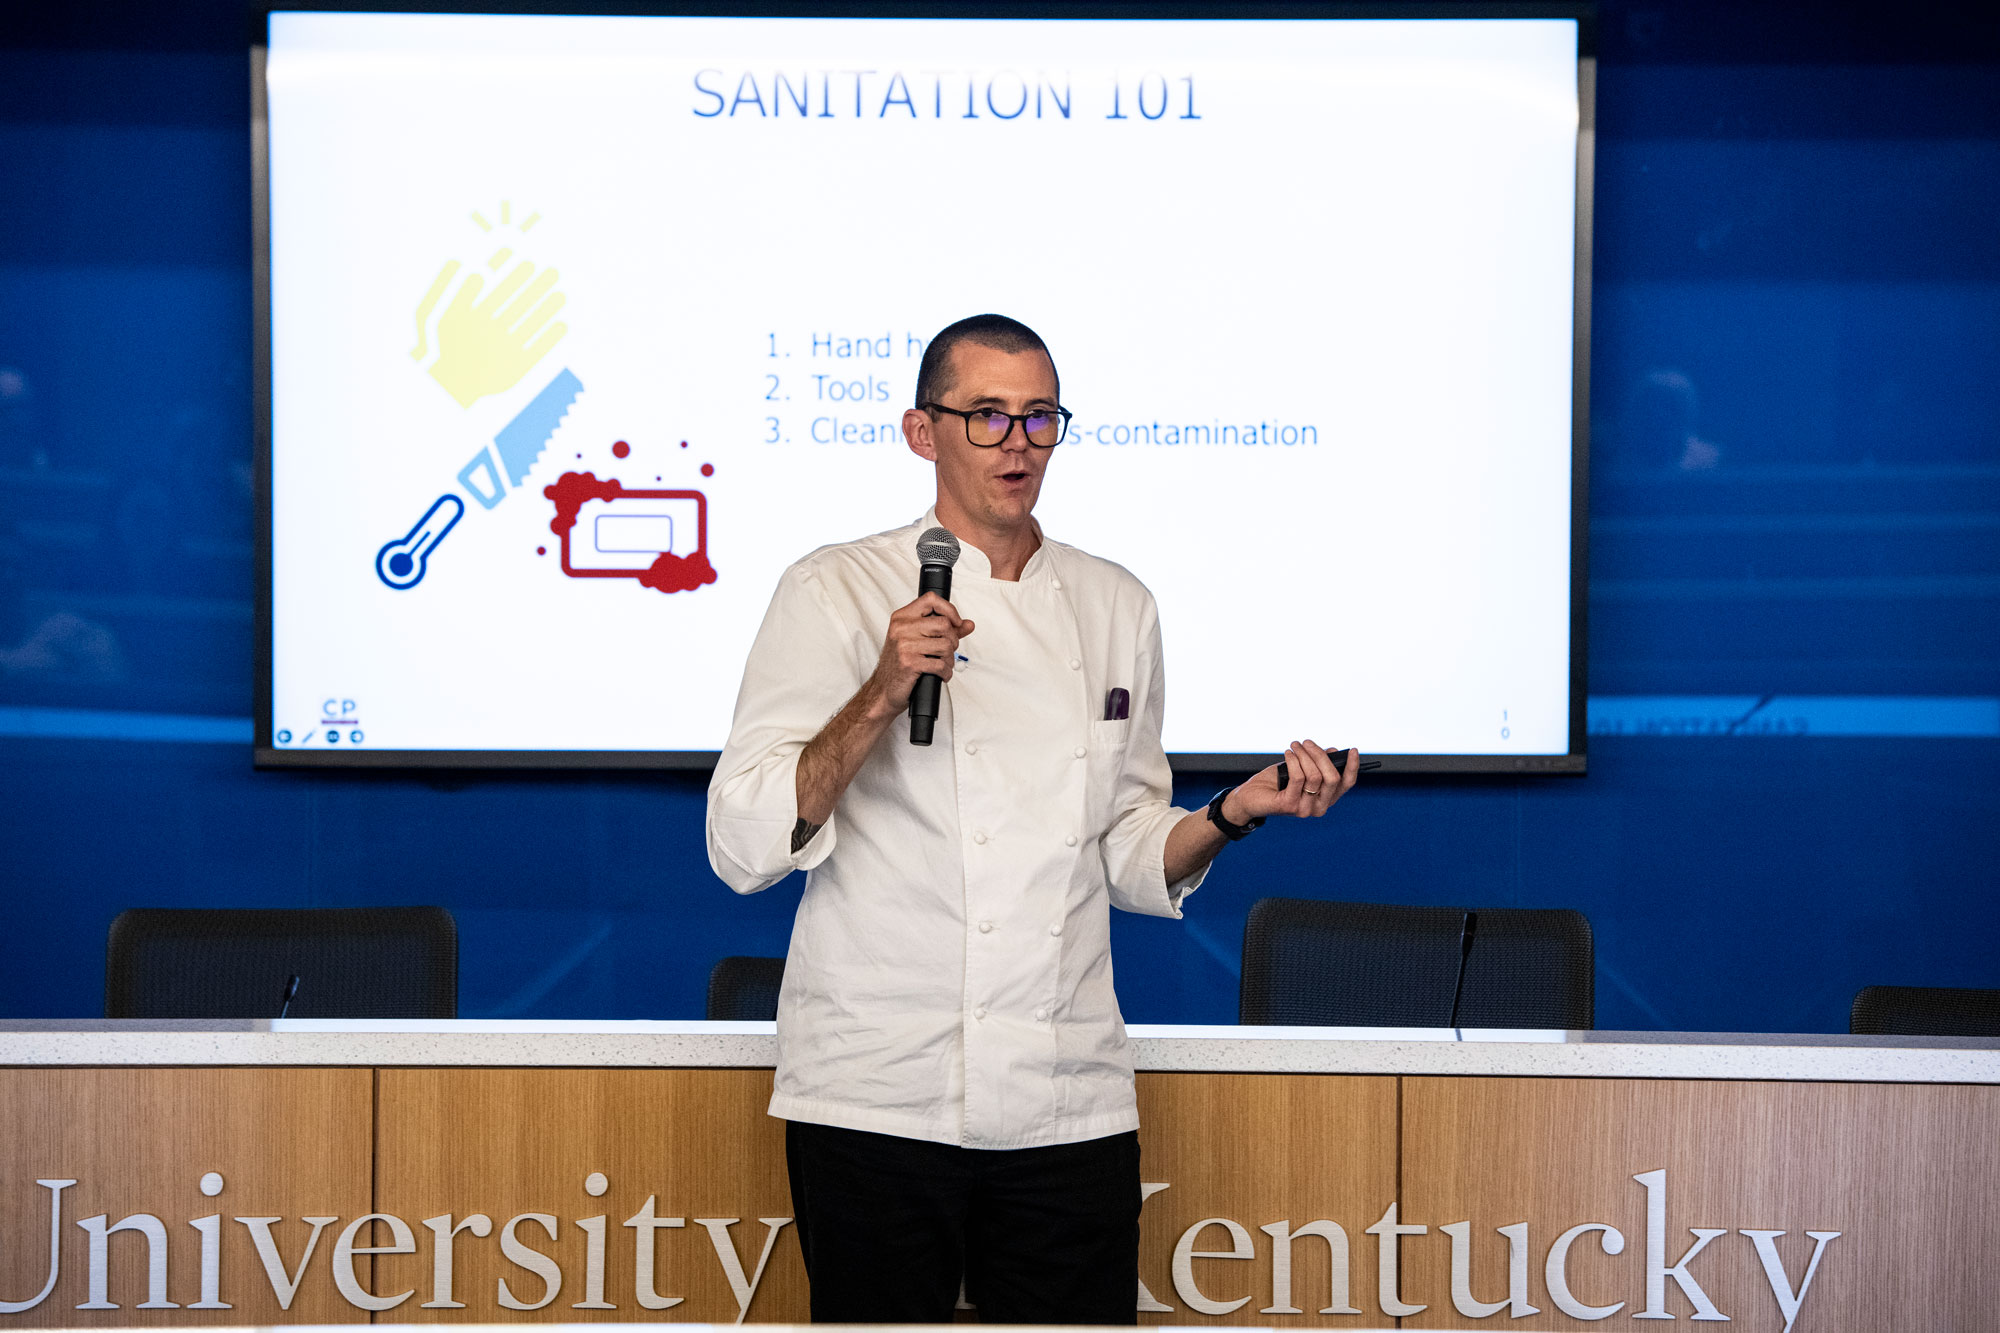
903, 407, 938, 462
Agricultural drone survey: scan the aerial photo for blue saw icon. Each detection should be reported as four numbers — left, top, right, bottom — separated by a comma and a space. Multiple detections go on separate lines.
495, 367, 583, 486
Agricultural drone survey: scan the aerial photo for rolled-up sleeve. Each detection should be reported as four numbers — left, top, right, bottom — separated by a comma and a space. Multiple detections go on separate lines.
707, 563, 856, 894
1101, 598, 1208, 918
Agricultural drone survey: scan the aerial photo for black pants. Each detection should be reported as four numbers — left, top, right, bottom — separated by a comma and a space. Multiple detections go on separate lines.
784, 1120, 1141, 1325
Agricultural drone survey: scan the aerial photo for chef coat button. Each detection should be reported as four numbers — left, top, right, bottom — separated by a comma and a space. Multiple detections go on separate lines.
1074, 746, 1087, 759
965, 742, 978, 755
978, 920, 993, 934
1034, 1007, 1049, 1022
1050, 923, 1064, 937
1053, 580, 1063, 590
974, 1006, 988, 1021
973, 831, 987, 845
1065, 834, 1078, 847
1068, 657, 1080, 670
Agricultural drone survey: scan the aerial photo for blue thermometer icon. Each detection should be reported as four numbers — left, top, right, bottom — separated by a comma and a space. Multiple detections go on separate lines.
376, 493, 465, 590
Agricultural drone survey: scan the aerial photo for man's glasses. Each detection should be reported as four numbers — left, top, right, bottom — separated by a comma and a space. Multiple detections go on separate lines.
922, 403, 1073, 448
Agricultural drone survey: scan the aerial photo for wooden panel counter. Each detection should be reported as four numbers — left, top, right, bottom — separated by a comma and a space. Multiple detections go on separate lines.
3, 1023, 1996, 1331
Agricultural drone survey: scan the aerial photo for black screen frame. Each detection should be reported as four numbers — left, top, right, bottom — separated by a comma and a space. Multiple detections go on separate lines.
250, 0, 1595, 775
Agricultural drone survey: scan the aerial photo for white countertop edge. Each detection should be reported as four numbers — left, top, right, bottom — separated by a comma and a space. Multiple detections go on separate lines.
0, 1023, 1996, 1082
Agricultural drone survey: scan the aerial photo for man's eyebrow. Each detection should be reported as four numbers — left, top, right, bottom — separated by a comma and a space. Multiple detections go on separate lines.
961, 394, 1058, 409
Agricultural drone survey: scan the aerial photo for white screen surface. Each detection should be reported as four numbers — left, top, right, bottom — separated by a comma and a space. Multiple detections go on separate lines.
264, 12, 1578, 760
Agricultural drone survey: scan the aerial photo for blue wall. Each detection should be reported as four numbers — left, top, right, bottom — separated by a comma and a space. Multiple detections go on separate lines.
3, 2, 1996, 1031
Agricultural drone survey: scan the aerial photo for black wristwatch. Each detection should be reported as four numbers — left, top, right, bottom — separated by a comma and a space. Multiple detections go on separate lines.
1205, 786, 1265, 841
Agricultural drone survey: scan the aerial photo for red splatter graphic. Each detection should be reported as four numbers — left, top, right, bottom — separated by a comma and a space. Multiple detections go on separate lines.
701, 462, 714, 477
545, 470, 624, 537
679, 440, 688, 448
542, 471, 716, 596
536, 546, 546, 556
612, 440, 630, 458
639, 549, 718, 593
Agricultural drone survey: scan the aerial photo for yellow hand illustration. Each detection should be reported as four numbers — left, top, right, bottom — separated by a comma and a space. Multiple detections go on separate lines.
425, 258, 569, 408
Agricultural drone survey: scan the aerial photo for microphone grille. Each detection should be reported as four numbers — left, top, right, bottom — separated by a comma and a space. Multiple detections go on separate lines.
916, 527, 961, 567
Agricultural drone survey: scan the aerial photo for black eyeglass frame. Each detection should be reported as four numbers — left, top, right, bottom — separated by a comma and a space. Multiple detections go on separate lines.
920, 402, 1074, 448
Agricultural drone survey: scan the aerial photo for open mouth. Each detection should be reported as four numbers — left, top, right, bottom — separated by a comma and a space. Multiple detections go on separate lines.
999, 469, 1031, 483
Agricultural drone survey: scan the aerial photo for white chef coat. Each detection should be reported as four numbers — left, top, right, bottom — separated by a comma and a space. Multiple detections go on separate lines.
706, 510, 1207, 1149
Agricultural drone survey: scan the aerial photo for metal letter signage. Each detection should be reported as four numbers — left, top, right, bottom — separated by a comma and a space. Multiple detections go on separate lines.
0, 1181, 72, 1315
1633, 1169, 1730, 1321
0, 1167, 1848, 1324
1364, 1202, 1428, 1318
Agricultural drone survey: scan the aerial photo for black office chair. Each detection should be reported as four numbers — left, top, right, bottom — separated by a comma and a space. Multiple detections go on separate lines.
1850, 985, 2000, 1037
1239, 897, 1594, 1029
105, 907, 458, 1019
707, 955, 786, 1021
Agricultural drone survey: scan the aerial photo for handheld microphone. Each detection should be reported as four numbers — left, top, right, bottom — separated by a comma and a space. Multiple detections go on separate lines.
909, 527, 961, 746
1446, 911, 1478, 1030
278, 974, 301, 1020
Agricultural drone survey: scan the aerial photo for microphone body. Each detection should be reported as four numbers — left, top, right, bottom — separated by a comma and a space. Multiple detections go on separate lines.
908, 561, 952, 745
908, 527, 962, 746
1446, 911, 1478, 1030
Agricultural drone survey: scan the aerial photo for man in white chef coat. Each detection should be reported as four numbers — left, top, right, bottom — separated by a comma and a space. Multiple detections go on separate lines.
707, 313, 1360, 1323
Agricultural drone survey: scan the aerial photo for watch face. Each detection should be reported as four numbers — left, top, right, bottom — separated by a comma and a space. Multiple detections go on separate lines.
1208, 789, 1251, 840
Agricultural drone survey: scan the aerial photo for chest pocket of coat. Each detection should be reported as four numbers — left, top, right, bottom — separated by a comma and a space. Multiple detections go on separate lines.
1084, 718, 1133, 837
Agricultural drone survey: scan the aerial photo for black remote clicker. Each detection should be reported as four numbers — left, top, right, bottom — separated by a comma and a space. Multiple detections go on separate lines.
1276, 749, 1382, 789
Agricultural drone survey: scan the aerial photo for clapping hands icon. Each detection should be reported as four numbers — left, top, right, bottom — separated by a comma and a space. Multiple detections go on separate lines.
413, 254, 568, 408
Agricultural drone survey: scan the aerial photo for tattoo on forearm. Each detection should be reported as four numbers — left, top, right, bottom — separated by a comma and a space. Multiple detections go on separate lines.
791, 818, 823, 854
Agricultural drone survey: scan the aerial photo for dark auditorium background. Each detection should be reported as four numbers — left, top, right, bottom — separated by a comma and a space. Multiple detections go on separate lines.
1, 1, 1995, 1033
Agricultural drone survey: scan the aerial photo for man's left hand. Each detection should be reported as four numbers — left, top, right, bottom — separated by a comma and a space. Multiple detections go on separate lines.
1222, 739, 1360, 824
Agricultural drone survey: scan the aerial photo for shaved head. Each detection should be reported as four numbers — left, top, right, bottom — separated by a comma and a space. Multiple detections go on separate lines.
914, 313, 1058, 407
